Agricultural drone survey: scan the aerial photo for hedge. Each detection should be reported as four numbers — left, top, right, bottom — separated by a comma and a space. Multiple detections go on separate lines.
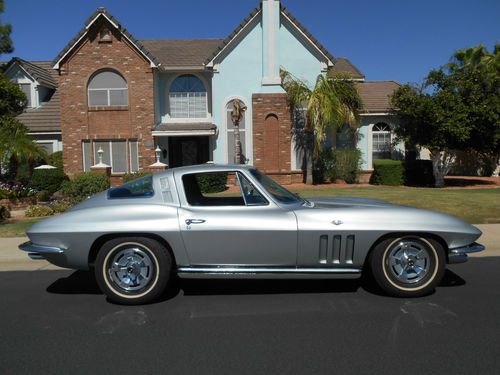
30, 168, 69, 195
371, 159, 404, 186
323, 149, 361, 184
61, 172, 110, 202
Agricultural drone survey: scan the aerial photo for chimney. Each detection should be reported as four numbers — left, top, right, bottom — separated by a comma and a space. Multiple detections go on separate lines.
261, 0, 282, 88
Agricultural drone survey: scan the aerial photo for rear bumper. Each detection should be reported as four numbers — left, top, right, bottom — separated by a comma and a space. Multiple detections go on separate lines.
448, 242, 485, 264
19, 241, 65, 260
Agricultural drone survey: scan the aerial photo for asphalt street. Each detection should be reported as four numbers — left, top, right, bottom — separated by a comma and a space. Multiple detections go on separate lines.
1, 258, 499, 375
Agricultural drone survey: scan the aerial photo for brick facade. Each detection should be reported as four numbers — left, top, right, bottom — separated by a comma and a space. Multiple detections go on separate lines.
252, 93, 303, 184
58, 18, 156, 178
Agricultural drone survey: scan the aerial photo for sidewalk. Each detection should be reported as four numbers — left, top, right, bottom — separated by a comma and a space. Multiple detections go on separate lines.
1, 224, 498, 272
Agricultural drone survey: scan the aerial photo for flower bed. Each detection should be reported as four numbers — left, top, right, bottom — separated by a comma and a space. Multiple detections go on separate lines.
0, 197, 37, 210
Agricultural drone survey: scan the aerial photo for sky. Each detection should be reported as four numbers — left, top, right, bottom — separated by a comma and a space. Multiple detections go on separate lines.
2, 0, 499, 85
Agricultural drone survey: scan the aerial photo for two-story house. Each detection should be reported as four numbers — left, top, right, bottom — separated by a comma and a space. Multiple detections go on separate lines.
7, 0, 401, 183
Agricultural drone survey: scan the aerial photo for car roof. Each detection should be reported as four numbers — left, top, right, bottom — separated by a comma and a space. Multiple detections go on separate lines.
154, 163, 254, 178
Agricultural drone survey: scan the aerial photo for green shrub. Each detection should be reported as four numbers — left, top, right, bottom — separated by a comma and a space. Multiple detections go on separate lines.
61, 172, 110, 202
30, 168, 69, 195
323, 149, 362, 184
404, 160, 435, 186
48, 151, 64, 169
196, 172, 228, 193
36, 190, 52, 202
51, 199, 74, 213
0, 206, 10, 222
25, 204, 53, 217
122, 171, 152, 183
371, 159, 404, 186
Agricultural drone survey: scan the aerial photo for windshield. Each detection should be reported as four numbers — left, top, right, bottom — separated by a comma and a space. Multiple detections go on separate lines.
250, 169, 302, 204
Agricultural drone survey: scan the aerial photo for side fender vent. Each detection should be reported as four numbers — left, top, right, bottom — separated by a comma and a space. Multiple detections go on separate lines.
318, 234, 355, 265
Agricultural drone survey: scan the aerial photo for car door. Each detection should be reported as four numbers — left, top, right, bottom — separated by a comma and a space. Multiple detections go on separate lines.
176, 170, 297, 266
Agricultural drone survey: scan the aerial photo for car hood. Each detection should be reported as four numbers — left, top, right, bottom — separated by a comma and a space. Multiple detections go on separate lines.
309, 196, 395, 208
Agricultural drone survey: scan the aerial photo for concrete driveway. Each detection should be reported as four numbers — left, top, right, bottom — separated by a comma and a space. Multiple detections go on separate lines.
1, 224, 498, 272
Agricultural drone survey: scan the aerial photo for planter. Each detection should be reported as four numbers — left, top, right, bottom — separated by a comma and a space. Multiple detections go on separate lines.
0, 197, 37, 210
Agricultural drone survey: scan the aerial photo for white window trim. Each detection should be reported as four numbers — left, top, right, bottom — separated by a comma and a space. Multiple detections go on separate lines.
164, 73, 211, 123
222, 96, 252, 165
36, 140, 57, 154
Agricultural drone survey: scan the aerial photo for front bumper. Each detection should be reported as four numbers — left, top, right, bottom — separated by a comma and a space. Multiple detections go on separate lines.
19, 241, 65, 260
448, 242, 485, 264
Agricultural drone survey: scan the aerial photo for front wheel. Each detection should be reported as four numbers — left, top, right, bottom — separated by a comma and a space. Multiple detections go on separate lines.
95, 237, 172, 305
368, 236, 445, 297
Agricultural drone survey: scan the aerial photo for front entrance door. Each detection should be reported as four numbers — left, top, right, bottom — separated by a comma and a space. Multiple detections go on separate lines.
168, 136, 209, 167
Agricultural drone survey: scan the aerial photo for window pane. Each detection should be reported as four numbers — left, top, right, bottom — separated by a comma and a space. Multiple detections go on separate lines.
83, 141, 91, 171
19, 83, 31, 107
109, 89, 128, 106
170, 75, 205, 92
237, 173, 267, 206
89, 90, 108, 106
183, 172, 248, 206
108, 176, 154, 199
37, 142, 53, 154
89, 71, 127, 89
111, 141, 127, 173
94, 141, 110, 166
129, 141, 139, 172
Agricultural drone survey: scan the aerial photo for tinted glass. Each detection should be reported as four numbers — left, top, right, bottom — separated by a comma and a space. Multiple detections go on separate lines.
250, 169, 301, 204
108, 176, 154, 199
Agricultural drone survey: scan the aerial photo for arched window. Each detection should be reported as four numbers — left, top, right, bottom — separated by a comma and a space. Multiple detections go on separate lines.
372, 122, 392, 160
88, 70, 128, 106
226, 100, 246, 163
169, 74, 207, 118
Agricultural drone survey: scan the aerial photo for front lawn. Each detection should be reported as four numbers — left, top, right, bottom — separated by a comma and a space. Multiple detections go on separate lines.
0, 217, 43, 238
293, 186, 499, 224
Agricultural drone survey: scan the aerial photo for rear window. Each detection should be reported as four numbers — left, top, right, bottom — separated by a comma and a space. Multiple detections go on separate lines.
108, 175, 154, 199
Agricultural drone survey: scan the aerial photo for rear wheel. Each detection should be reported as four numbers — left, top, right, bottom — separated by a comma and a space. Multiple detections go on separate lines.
368, 236, 445, 297
95, 237, 172, 305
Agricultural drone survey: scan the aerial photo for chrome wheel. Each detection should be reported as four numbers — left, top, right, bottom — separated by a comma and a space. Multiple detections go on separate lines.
386, 240, 431, 285
107, 246, 154, 292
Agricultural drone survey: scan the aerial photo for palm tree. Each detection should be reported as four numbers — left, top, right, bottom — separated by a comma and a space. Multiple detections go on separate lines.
282, 71, 362, 184
0, 117, 47, 179
230, 99, 247, 164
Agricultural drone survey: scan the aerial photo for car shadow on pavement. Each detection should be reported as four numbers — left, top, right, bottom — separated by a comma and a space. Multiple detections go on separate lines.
439, 269, 466, 287
46, 268, 466, 301
178, 278, 361, 296
47, 270, 101, 295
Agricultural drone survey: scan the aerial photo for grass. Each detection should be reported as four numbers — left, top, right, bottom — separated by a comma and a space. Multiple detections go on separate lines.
292, 186, 500, 224
0, 217, 44, 238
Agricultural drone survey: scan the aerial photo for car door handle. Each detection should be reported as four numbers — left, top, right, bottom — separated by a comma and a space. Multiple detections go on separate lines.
185, 219, 206, 225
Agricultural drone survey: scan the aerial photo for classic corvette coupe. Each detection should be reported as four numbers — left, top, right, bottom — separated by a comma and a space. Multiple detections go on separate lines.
20, 164, 484, 304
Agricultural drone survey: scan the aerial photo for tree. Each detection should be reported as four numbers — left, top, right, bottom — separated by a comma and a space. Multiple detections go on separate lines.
230, 99, 247, 164
282, 71, 362, 184
0, 0, 13, 55
391, 44, 500, 186
0, 0, 46, 179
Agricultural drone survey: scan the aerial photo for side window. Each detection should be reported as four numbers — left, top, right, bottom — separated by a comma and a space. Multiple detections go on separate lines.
182, 172, 267, 207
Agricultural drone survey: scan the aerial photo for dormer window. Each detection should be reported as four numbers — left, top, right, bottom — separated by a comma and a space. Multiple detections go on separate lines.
19, 83, 32, 108
88, 70, 128, 107
169, 74, 207, 119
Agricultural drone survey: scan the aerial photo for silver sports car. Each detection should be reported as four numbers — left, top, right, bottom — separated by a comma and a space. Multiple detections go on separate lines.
20, 164, 484, 304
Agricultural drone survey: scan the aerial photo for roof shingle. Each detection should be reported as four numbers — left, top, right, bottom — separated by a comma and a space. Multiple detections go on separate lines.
357, 80, 400, 113
328, 58, 365, 79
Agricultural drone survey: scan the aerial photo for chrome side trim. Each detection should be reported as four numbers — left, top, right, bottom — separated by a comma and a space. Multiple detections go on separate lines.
450, 242, 485, 254
177, 266, 362, 279
19, 241, 65, 255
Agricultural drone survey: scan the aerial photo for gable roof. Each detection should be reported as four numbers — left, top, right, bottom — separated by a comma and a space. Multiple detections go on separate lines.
13, 61, 61, 133
328, 58, 365, 80
52, 7, 159, 69
140, 39, 223, 70
357, 80, 400, 113
205, 3, 335, 67
5, 58, 57, 88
